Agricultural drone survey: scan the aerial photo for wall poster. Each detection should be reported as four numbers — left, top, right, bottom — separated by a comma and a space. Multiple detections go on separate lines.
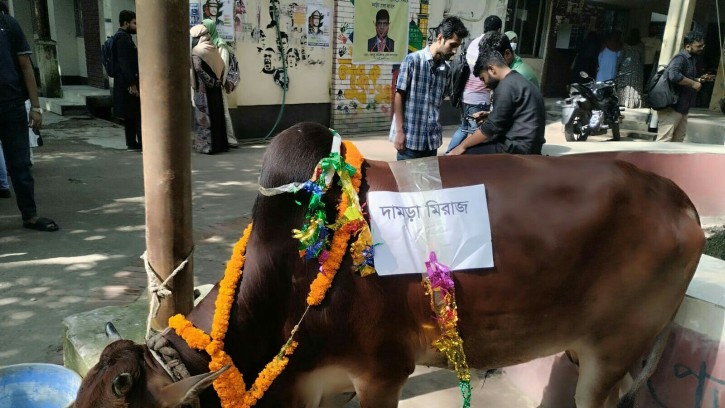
352, 0, 409, 64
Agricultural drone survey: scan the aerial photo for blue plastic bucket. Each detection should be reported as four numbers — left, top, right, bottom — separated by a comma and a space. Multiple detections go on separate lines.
0, 363, 81, 408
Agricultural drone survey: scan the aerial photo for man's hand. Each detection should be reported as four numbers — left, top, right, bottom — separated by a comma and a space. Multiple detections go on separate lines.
393, 130, 406, 152
28, 110, 42, 132
470, 110, 489, 124
447, 145, 466, 155
128, 85, 139, 96
692, 80, 702, 91
699, 74, 716, 82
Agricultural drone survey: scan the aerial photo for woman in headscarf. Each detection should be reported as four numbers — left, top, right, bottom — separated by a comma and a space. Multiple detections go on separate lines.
202, 19, 240, 148
191, 24, 228, 154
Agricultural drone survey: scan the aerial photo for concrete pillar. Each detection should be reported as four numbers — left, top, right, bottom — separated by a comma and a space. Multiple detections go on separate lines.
710, 49, 724, 112
657, 0, 698, 66
30, 0, 63, 97
34, 39, 63, 98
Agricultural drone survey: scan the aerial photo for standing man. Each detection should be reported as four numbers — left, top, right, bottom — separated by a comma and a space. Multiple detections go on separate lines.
0, 6, 58, 230
483, 31, 539, 86
446, 15, 500, 153
391, 16, 469, 160
642, 24, 662, 81
504, 31, 539, 88
448, 50, 545, 155
113, 10, 142, 151
656, 31, 715, 142
367, 9, 395, 52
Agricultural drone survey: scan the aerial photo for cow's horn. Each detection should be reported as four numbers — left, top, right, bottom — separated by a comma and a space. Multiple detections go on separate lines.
158, 365, 230, 406
112, 373, 133, 397
105, 322, 123, 343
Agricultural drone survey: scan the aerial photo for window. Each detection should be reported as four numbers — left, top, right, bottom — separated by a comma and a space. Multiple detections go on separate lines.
505, 0, 549, 57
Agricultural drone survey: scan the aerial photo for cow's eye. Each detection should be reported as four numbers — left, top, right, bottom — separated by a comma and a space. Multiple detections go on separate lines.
112, 373, 134, 397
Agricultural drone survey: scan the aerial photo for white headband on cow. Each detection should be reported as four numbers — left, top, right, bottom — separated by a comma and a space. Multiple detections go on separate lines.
258, 131, 342, 196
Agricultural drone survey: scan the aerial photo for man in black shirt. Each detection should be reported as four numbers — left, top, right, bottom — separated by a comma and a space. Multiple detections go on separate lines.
0, 5, 58, 230
113, 10, 142, 151
656, 31, 715, 142
448, 50, 545, 155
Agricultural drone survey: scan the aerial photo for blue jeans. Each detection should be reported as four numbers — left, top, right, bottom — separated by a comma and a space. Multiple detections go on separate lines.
446, 103, 490, 153
0, 142, 8, 190
396, 147, 438, 161
0, 103, 36, 220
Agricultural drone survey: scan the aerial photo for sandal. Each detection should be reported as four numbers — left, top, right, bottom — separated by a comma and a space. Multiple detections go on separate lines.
23, 217, 60, 232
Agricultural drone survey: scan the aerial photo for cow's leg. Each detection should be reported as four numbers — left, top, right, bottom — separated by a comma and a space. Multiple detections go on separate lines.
573, 353, 628, 408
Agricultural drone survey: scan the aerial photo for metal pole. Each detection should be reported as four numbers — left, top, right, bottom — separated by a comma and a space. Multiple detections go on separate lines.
136, 0, 194, 330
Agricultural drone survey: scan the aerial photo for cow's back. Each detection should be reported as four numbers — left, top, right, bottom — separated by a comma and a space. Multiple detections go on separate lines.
361, 155, 704, 369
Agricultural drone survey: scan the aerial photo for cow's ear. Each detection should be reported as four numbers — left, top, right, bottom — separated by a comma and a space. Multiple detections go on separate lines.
157, 366, 229, 406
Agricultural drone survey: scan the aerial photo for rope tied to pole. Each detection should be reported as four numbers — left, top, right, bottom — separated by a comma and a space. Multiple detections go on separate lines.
143, 247, 195, 339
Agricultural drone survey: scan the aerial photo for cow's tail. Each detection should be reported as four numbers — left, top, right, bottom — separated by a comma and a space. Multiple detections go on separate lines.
616, 324, 671, 408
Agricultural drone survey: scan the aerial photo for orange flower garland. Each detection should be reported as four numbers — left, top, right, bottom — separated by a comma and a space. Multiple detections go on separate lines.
169, 140, 369, 407
169, 222, 253, 407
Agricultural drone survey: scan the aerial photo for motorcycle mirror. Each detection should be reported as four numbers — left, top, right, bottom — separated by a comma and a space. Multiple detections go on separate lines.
579, 71, 589, 79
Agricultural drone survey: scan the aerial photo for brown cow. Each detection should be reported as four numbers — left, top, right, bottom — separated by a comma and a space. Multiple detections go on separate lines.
74, 122, 705, 408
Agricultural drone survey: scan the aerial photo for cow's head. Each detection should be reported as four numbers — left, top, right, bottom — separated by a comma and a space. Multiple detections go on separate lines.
74, 323, 225, 408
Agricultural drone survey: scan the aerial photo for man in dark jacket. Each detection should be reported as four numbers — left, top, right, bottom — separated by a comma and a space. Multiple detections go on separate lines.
447, 49, 545, 155
113, 10, 142, 151
0, 5, 58, 230
655, 31, 715, 142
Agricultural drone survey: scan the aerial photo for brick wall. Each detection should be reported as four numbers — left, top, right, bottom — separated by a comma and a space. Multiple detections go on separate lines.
330, 0, 421, 135
80, 0, 105, 88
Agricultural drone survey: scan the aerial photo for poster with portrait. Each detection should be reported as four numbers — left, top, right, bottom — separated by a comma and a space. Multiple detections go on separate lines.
198, 0, 235, 41
353, 0, 409, 64
306, 2, 331, 47
189, 2, 202, 27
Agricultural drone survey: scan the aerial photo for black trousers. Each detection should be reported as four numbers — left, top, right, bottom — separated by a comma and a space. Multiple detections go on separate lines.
124, 95, 142, 149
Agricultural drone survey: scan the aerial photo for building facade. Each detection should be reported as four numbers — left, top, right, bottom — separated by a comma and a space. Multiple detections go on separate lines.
8, 0, 725, 138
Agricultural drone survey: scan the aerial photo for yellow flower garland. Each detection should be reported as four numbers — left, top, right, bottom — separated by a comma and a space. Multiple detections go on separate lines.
169, 141, 366, 407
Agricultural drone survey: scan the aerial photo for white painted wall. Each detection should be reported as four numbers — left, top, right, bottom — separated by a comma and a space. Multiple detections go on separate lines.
49, 0, 81, 76
233, 0, 335, 106
436, 0, 508, 39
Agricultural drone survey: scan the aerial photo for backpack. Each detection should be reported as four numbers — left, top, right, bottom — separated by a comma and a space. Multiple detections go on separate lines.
645, 55, 684, 110
101, 35, 116, 77
447, 46, 470, 109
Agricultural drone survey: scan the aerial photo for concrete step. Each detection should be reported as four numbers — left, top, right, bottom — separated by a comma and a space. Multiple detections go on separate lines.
40, 85, 113, 116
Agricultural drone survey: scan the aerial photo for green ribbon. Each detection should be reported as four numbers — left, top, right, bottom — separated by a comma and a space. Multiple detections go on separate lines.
459, 380, 471, 408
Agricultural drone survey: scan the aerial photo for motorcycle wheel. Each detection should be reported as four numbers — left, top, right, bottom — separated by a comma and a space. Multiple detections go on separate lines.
564, 123, 576, 141
611, 122, 621, 141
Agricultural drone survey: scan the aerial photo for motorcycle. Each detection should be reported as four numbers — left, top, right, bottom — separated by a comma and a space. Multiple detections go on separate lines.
558, 72, 627, 141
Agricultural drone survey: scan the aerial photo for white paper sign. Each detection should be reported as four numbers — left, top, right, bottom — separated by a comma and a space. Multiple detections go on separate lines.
369, 185, 494, 276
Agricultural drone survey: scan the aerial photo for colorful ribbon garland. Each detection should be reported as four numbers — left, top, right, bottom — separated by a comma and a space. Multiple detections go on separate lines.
424, 251, 471, 408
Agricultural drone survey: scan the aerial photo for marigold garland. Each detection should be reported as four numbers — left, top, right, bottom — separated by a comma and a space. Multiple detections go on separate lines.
169, 222, 253, 407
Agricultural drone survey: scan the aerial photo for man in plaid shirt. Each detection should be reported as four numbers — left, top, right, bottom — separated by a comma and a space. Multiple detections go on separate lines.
390, 16, 469, 160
